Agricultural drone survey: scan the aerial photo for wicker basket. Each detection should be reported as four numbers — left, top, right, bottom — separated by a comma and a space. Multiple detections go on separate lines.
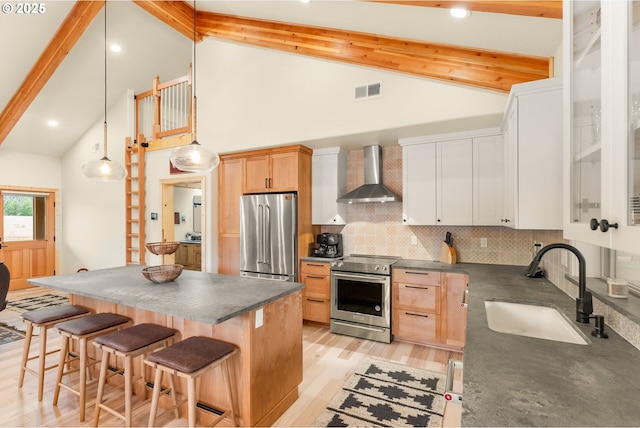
145, 242, 180, 255
141, 265, 184, 283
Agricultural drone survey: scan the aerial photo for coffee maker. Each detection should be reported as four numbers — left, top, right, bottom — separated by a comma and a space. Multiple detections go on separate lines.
313, 233, 343, 258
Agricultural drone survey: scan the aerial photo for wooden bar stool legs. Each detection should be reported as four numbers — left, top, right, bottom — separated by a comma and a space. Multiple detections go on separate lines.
145, 336, 238, 428
18, 304, 90, 401
52, 313, 131, 422
91, 323, 176, 427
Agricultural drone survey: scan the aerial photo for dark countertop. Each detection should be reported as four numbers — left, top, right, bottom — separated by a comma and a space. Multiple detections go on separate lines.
395, 260, 640, 426
300, 256, 339, 263
27, 265, 304, 325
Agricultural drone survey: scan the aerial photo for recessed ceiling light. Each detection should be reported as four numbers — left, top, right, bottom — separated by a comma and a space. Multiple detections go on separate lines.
450, 7, 470, 18
47, 120, 58, 127
110, 44, 121, 53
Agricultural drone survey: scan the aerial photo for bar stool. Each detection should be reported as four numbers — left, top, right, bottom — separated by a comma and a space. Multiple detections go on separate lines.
18, 304, 91, 401
53, 312, 131, 422
92, 323, 177, 427
145, 336, 238, 428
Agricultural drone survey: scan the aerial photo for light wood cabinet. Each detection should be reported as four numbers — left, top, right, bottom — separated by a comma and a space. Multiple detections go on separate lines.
392, 268, 468, 350
218, 157, 243, 275
244, 151, 299, 193
300, 261, 331, 324
175, 243, 201, 271
218, 145, 314, 277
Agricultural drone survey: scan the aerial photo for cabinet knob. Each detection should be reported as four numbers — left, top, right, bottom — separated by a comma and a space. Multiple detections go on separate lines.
590, 218, 619, 232
437, 219, 441, 223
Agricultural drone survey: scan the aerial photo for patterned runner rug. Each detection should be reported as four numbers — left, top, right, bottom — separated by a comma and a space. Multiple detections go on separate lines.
313, 358, 446, 427
0, 322, 25, 345
6, 293, 69, 314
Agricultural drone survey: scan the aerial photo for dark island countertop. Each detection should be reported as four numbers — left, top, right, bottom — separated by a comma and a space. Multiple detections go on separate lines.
395, 260, 640, 427
27, 265, 304, 325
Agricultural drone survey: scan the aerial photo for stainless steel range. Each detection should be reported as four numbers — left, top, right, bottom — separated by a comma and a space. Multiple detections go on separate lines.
330, 255, 400, 343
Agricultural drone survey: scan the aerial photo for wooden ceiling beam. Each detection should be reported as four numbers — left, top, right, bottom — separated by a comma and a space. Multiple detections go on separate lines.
136, 1, 551, 93
366, 1, 563, 19
0, 1, 105, 146
132, 0, 203, 41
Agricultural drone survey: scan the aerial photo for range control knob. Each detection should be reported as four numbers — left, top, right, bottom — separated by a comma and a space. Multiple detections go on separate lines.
381, 265, 388, 272
374, 265, 380, 271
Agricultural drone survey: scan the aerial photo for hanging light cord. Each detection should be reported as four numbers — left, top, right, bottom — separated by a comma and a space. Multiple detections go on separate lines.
192, 0, 197, 142
103, 2, 108, 159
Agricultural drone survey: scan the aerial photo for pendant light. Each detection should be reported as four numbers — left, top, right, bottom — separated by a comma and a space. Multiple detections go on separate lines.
169, 0, 219, 173
82, 3, 127, 182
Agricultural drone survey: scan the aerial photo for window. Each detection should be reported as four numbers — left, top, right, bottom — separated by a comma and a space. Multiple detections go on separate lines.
3, 193, 48, 241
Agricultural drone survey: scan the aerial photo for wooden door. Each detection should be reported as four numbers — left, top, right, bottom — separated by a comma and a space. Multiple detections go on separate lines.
443, 273, 468, 349
0, 189, 55, 290
244, 155, 270, 193
218, 157, 243, 275
270, 152, 299, 192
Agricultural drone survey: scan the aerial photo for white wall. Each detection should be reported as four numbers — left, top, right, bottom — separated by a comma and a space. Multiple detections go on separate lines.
59, 92, 130, 273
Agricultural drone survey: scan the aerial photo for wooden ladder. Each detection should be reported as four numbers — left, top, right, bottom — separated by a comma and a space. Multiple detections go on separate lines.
125, 137, 146, 265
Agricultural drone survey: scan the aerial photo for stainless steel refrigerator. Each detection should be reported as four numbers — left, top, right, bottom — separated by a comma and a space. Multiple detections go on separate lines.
239, 193, 298, 281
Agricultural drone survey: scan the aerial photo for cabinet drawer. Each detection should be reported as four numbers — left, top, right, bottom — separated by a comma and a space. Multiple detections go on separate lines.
303, 297, 330, 324
393, 310, 439, 343
393, 269, 441, 286
301, 273, 330, 298
301, 261, 331, 276
395, 282, 440, 314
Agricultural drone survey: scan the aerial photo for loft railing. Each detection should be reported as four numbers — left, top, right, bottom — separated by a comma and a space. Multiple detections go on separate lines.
135, 68, 192, 143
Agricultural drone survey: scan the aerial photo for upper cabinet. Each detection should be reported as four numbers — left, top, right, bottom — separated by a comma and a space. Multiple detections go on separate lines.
312, 147, 347, 225
564, 1, 640, 252
501, 77, 563, 230
244, 151, 300, 193
400, 129, 502, 226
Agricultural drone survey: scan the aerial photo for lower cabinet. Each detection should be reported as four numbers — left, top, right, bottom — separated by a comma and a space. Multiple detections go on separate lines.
300, 261, 331, 324
392, 268, 468, 349
175, 243, 202, 271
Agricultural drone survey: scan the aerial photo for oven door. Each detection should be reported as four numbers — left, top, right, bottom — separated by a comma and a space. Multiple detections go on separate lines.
330, 271, 391, 329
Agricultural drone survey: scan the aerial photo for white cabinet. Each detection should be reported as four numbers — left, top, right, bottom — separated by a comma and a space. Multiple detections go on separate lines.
501, 77, 563, 230
437, 139, 473, 226
473, 134, 504, 226
564, 1, 640, 254
311, 147, 347, 225
401, 129, 502, 226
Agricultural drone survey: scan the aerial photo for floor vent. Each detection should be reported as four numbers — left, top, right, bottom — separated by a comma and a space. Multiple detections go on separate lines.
355, 82, 382, 100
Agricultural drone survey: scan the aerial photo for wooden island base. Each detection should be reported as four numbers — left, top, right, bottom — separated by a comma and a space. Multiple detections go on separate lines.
71, 290, 303, 427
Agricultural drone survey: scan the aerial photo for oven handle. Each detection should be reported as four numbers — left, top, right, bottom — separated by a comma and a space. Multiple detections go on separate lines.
331, 271, 390, 283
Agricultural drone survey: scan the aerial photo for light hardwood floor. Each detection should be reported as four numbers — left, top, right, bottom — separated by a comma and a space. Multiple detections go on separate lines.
0, 287, 463, 427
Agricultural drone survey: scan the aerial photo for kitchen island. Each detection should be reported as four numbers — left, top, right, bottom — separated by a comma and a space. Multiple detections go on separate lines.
27, 265, 304, 427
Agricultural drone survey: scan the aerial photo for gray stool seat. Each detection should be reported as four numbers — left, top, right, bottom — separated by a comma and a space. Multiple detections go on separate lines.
55, 312, 130, 336
22, 304, 90, 324
146, 336, 238, 427
93, 323, 177, 427
18, 304, 91, 401
53, 312, 131, 422
146, 336, 235, 373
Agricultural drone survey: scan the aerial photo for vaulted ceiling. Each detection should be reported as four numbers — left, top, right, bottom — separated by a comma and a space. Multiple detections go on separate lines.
0, 0, 563, 158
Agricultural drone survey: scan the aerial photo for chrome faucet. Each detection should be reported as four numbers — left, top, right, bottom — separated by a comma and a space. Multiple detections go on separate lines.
526, 243, 593, 324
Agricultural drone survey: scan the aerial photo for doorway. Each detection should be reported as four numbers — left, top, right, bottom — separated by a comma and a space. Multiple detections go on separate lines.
161, 177, 205, 271
0, 187, 56, 290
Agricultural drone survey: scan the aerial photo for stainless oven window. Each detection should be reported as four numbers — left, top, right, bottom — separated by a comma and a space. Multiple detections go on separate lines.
335, 277, 383, 316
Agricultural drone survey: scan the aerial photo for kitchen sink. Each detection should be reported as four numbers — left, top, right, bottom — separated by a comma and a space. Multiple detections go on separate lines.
484, 300, 588, 345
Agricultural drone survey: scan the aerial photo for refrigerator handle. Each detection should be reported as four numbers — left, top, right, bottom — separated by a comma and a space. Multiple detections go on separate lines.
263, 204, 271, 265
257, 204, 264, 264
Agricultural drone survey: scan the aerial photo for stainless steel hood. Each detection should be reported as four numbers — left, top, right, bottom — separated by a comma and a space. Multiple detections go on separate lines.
337, 145, 401, 203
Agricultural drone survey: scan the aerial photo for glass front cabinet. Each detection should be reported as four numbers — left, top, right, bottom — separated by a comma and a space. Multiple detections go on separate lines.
565, 0, 640, 254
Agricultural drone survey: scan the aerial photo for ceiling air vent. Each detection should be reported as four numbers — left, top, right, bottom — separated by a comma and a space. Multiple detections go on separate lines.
355, 82, 382, 101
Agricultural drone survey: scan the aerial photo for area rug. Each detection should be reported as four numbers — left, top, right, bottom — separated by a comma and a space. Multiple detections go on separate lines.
0, 322, 25, 345
313, 358, 446, 427
6, 293, 69, 314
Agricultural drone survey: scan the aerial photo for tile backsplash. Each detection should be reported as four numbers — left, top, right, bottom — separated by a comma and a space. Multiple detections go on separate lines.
320, 145, 564, 265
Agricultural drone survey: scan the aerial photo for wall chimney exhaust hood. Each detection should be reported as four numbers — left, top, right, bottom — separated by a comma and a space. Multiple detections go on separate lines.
337, 145, 401, 204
